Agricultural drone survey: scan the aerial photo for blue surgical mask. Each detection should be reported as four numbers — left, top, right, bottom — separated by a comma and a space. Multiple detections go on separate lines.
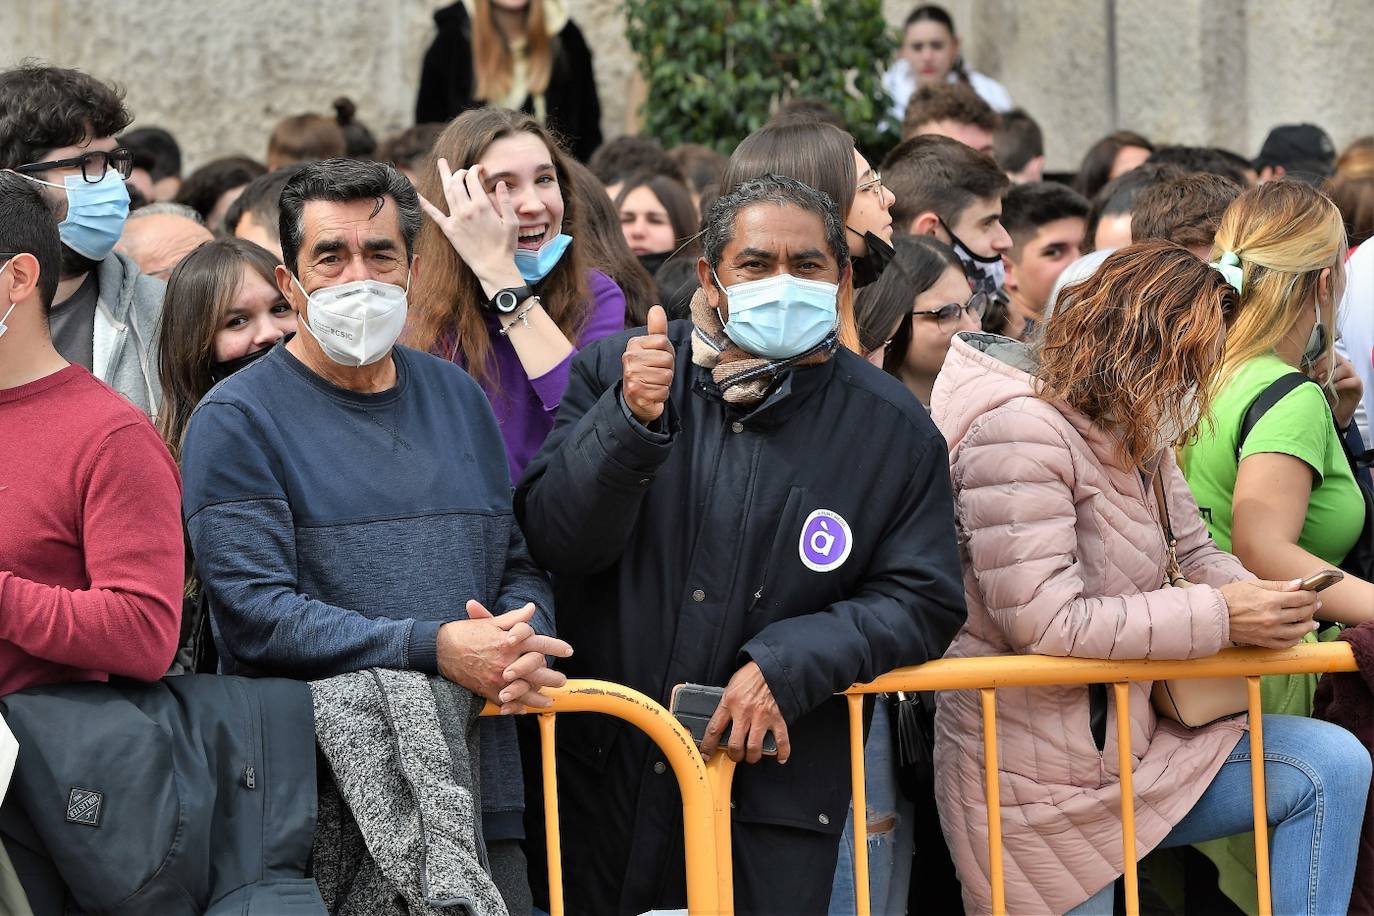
513, 232, 572, 284
19, 168, 130, 261
713, 271, 839, 359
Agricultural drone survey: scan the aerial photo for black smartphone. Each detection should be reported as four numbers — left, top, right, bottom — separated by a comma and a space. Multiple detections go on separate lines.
669, 683, 777, 756
1300, 568, 1344, 592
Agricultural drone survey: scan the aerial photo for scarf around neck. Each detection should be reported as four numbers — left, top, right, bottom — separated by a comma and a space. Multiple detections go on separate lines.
687, 287, 839, 407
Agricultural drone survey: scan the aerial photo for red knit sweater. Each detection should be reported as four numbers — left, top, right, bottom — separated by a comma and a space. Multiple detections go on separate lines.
0, 365, 183, 696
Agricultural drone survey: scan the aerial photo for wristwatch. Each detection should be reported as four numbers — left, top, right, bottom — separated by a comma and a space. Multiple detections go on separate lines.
487, 284, 534, 314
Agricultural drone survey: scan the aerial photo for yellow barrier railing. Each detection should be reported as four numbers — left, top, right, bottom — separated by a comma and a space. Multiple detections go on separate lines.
483, 643, 1358, 916
842, 643, 1360, 916
480, 680, 726, 916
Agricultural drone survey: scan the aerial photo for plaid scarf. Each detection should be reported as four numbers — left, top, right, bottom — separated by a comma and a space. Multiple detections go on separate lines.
688, 288, 839, 407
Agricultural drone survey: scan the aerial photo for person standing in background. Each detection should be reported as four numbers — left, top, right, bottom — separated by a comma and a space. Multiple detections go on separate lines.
416, 0, 603, 162
882, 3, 1013, 128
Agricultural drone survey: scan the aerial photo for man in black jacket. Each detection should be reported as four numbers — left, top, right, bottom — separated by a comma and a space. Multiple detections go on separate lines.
516, 174, 967, 915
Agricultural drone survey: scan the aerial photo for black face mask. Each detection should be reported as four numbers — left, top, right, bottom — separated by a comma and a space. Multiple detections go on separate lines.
938, 217, 1005, 297
848, 228, 895, 288
209, 342, 275, 383
637, 250, 673, 277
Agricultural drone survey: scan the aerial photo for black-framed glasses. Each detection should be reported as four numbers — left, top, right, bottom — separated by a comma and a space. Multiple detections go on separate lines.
911, 291, 989, 332
16, 148, 133, 183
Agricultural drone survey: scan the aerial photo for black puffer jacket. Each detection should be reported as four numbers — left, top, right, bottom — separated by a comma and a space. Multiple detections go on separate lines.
0, 675, 320, 915
415, 1, 603, 162
515, 320, 968, 915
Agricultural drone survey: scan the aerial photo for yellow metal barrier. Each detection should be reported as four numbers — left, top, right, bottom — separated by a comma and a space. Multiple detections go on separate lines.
842, 643, 1359, 916
480, 643, 1357, 916
480, 679, 725, 916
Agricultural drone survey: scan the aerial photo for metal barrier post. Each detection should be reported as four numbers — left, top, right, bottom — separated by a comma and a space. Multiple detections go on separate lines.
980, 687, 1006, 914
705, 753, 738, 915
537, 713, 565, 916
1247, 677, 1273, 916
847, 694, 871, 916
1113, 682, 1139, 916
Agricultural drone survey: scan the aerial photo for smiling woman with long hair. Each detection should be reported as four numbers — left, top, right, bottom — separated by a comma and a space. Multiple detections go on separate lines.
407, 107, 626, 480
928, 240, 1366, 916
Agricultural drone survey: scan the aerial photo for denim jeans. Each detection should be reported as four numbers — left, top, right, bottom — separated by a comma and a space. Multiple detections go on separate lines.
827, 697, 916, 915
1066, 714, 1370, 916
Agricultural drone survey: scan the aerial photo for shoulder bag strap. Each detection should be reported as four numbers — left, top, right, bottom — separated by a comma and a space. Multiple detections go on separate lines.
1235, 371, 1314, 460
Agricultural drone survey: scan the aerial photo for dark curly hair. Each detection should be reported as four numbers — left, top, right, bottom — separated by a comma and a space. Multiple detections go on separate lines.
0, 61, 131, 169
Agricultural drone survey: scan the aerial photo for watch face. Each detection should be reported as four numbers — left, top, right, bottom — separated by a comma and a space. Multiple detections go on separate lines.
495, 289, 519, 313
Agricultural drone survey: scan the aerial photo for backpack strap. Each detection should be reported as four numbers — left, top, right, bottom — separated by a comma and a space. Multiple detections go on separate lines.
1236, 372, 1314, 461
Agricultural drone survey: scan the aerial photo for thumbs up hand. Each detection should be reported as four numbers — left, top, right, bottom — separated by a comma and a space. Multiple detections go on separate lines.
622, 305, 675, 425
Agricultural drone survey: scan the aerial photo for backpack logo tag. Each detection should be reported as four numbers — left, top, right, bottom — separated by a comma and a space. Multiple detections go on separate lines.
66, 787, 103, 827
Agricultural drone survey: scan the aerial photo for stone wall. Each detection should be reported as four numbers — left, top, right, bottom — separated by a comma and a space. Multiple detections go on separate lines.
2, 0, 1371, 174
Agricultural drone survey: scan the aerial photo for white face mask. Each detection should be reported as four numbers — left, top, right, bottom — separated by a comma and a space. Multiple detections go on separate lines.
0, 260, 14, 341
1155, 385, 1202, 453
292, 273, 409, 367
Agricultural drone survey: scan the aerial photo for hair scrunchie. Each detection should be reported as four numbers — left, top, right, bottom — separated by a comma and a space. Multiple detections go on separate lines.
1210, 250, 1244, 294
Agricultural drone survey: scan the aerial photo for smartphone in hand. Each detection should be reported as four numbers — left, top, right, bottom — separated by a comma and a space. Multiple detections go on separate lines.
669, 683, 777, 756
1300, 569, 1344, 592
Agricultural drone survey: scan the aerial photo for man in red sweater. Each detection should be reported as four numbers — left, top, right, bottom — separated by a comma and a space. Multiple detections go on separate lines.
0, 171, 182, 696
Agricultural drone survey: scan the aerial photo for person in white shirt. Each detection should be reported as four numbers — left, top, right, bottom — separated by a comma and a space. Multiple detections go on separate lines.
1338, 240, 1373, 442
882, 4, 1013, 128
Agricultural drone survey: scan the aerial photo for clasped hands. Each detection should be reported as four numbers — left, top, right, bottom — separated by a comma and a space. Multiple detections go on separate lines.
437, 600, 573, 714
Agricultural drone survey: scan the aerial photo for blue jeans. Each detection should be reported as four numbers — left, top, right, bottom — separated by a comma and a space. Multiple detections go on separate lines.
827, 697, 916, 915
1067, 714, 1370, 916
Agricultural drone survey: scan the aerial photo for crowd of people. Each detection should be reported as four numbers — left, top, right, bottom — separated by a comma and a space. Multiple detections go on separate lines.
1, 1, 1373, 914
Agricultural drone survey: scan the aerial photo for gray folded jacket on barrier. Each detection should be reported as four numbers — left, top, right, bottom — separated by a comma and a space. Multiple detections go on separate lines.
310, 668, 507, 916
0, 674, 323, 915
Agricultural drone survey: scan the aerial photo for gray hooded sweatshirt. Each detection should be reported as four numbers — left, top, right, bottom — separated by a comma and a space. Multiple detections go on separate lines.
93, 251, 165, 419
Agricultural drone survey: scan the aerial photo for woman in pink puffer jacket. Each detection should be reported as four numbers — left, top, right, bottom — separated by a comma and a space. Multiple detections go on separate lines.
929, 241, 1367, 915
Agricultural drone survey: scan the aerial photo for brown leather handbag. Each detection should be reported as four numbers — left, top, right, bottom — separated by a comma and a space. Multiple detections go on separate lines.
1147, 472, 1248, 728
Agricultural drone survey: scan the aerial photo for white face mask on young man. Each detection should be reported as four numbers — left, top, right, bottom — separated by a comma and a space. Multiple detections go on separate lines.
291, 273, 409, 367
0, 259, 15, 341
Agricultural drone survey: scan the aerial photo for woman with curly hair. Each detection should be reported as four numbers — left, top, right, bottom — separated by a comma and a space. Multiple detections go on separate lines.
929, 240, 1366, 915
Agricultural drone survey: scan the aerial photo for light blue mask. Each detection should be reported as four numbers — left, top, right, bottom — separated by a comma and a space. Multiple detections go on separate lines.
21, 168, 131, 261
714, 270, 839, 359
513, 232, 572, 284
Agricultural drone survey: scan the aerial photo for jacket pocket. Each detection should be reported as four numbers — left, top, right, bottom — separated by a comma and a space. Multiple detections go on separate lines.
747, 486, 808, 617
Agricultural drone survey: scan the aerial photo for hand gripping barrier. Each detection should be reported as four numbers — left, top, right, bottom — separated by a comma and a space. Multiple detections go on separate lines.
485, 643, 1358, 916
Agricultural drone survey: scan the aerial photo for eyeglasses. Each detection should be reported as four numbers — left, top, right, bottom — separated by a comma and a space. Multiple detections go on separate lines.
857, 171, 885, 198
15, 148, 134, 184
911, 291, 989, 332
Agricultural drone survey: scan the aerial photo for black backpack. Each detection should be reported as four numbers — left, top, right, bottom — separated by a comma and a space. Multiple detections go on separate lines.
1236, 372, 1374, 581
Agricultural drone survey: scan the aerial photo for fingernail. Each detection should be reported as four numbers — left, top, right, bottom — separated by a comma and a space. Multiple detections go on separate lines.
1316, 599, 1323, 610
1289, 579, 1304, 587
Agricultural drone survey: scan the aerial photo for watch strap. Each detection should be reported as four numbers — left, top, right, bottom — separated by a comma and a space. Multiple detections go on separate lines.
489, 284, 535, 314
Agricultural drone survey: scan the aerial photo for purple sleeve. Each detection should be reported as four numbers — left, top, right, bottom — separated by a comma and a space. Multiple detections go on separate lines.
527, 271, 628, 412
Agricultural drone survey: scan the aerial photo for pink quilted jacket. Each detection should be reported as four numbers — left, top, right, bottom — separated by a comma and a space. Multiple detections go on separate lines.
930, 335, 1253, 914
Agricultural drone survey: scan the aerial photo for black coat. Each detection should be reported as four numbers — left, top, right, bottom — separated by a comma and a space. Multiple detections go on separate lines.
415, 1, 603, 162
0, 675, 319, 915
515, 321, 968, 915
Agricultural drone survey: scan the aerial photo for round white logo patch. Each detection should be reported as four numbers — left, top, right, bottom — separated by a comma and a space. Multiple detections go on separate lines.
798, 509, 853, 573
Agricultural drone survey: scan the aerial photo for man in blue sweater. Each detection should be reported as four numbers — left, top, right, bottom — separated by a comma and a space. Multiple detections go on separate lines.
180, 159, 568, 911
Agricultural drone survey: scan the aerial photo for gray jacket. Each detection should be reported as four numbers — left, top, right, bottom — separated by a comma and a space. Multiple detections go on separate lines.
94, 251, 164, 419
311, 669, 506, 916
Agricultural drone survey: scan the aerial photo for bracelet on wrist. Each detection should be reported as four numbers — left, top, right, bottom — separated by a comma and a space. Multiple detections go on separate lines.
499, 297, 540, 337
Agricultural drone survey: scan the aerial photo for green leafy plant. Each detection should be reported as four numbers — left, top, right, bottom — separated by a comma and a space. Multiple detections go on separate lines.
623, 0, 896, 156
